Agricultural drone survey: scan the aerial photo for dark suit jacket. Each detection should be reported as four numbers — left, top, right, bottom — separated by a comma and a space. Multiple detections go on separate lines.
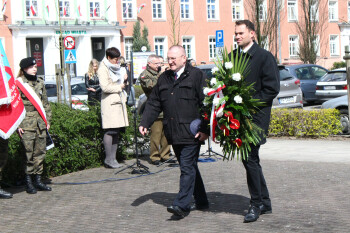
229, 42, 280, 144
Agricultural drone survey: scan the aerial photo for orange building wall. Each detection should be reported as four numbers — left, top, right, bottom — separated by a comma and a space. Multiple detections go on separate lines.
0, 0, 14, 71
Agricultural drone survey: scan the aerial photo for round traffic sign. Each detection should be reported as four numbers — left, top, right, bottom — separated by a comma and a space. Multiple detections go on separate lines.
64, 36, 75, 49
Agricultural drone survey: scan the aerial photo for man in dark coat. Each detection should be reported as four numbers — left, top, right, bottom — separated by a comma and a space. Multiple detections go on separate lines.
230, 20, 280, 223
139, 45, 209, 218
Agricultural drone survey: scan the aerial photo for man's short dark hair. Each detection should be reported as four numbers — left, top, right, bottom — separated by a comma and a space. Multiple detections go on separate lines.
235, 20, 255, 32
105, 47, 121, 59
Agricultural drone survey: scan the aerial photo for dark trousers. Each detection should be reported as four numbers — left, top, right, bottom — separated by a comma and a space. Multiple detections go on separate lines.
172, 144, 208, 211
242, 144, 271, 207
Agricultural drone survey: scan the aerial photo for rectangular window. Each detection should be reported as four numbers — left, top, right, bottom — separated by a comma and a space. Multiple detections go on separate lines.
59, 1, 71, 18
209, 37, 216, 60
258, 0, 267, 21
152, 0, 165, 20
261, 36, 269, 50
154, 37, 167, 58
233, 36, 238, 50
207, 0, 219, 20
89, 1, 101, 18
310, 3, 318, 21
348, 2, 350, 22
26, 0, 39, 17
182, 37, 195, 59
180, 0, 193, 20
329, 1, 338, 21
330, 35, 339, 55
289, 35, 299, 56
125, 38, 133, 61
287, 0, 297, 21
122, 0, 136, 20
232, 0, 243, 20
313, 35, 320, 56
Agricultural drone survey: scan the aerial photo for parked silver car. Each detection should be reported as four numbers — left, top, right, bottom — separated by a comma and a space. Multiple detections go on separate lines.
321, 95, 349, 134
45, 76, 89, 111
196, 64, 303, 108
316, 68, 348, 102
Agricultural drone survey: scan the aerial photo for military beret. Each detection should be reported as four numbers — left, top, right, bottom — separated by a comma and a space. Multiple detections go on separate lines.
19, 57, 36, 69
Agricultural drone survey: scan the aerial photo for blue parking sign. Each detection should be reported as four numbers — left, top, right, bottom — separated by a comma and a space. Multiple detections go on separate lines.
216, 30, 224, 47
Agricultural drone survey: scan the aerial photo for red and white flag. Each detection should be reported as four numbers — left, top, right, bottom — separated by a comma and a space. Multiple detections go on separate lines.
1, 0, 7, 15
30, 4, 36, 16
0, 41, 26, 139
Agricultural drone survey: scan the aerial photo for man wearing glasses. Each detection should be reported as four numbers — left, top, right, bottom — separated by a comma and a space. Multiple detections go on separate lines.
139, 46, 209, 218
139, 54, 172, 166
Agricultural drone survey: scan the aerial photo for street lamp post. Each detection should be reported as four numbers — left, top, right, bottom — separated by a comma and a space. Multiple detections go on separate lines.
343, 45, 350, 128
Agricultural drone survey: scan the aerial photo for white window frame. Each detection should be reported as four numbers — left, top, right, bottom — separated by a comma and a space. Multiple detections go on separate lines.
207, 0, 219, 21
124, 37, 133, 61
329, 35, 339, 56
258, 0, 267, 21
261, 35, 269, 50
182, 36, 195, 60
348, 2, 350, 22
59, 0, 73, 18
208, 36, 216, 60
232, 36, 238, 50
232, 0, 243, 21
89, 0, 103, 19
152, 0, 166, 20
122, 0, 137, 20
180, 0, 194, 21
329, 1, 338, 21
289, 35, 299, 57
26, 0, 41, 18
313, 35, 320, 56
287, 0, 297, 21
310, 2, 318, 21
154, 36, 168, 59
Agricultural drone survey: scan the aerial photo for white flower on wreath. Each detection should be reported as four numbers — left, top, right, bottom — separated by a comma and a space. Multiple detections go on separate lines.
216, 108, 224, 118
232, 73, 241, 81
234, 95, 243, 104
213, 97, 220, 106
203, 87, 213, 95
203, 99, 209, 106
210, 78, 217, 86
211, 66, 219, 74
224, 62, 233, 69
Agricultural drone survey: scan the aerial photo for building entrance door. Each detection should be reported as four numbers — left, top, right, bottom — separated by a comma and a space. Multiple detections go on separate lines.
91, 37, 105, 62
27, 38, 45, 76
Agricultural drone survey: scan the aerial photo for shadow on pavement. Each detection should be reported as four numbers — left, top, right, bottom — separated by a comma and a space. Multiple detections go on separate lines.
131, 191, 250, 215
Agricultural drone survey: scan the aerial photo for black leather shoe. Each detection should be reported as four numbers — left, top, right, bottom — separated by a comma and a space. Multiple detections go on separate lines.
190, 202, 209, 211
167, 205, 189, 218
244, 206, 261, 223
0, 188, 13, 199
259, 204, 272, 215
25, 175, 37, 194
151, 160, 160, 165
164, 159, 177, 164
34, 175, 52, 191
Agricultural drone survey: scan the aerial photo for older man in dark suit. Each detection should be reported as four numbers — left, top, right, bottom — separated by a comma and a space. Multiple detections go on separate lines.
229, 20, 280, 223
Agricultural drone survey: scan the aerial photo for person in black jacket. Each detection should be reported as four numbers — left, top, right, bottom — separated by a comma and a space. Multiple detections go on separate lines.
85, 59, 101, 106
229, 20, 280, 223
139, 45, 209, 218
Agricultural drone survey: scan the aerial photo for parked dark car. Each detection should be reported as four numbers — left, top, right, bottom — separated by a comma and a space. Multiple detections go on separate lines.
285, 64, 328, 103
321, 95, 349, 134
196, 64, 303, 108
316, 68, 348, 102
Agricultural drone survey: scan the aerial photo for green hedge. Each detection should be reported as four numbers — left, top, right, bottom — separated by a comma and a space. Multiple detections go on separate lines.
269, 108, 342, 137
3, 102, 149, 185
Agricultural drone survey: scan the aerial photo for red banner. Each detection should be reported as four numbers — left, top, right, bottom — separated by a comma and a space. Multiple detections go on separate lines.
0, 41, 26, 139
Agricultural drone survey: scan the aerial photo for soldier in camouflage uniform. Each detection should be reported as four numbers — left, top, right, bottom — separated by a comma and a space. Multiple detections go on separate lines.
139, 55, 171, 165
0, 138, 12, 198
17, 57, 52, 194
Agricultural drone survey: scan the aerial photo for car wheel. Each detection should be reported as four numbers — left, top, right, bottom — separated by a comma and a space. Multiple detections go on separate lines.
339, 109, 349, 134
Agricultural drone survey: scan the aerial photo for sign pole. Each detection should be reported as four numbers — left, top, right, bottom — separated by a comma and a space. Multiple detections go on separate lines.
343, 46, 350, 129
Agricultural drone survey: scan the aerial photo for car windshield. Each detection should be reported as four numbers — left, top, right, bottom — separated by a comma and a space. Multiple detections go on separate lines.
71, 83, 88, 95
45, 84, 58, 97
279, 69, 294, 81
319, 72, 346, 82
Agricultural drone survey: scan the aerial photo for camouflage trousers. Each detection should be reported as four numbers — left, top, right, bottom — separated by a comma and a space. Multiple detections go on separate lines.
21, 128, 46, 175
150, 119, 171, 162
0, 138, 8, 181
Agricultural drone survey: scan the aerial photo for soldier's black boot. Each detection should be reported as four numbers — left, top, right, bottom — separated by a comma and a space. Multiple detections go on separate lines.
0, 187, 13, 199
34, 174, 52, 191
25, 174, 37, 194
